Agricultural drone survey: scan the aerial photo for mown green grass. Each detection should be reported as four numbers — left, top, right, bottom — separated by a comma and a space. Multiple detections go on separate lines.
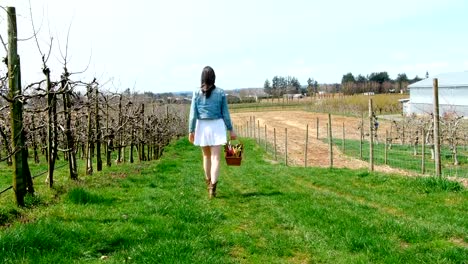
0, 138, 467, 263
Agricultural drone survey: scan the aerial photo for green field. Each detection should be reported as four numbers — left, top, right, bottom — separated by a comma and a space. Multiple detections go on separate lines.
0, 138, 467, 263
332, 138, 468, 178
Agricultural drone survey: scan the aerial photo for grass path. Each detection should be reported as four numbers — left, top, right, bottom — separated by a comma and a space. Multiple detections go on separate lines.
0, 138, 467, 263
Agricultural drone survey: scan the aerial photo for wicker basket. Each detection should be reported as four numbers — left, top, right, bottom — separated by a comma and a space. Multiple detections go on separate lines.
224, 141, 243, 166
225, 156, 242, 166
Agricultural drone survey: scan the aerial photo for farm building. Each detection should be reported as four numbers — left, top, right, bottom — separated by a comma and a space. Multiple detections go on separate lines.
405, 72, 468, 117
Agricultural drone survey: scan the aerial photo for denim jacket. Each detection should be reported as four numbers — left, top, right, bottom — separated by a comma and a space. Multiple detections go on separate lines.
188, 87, 233, 133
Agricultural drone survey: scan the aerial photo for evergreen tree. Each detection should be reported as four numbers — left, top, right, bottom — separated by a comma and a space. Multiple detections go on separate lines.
263, 79, 272, 95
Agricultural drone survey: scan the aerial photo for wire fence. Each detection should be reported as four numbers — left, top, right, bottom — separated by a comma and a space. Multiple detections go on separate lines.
234, 113, 468, 178
0, 163, 68, 196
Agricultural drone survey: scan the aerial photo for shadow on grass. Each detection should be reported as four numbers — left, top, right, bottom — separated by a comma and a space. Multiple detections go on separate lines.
67, 188, 116, 205
240, 191, 283, 198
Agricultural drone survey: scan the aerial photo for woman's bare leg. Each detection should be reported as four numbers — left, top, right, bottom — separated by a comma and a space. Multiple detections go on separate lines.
201, 146, 211, 183
210, 145, 222, 184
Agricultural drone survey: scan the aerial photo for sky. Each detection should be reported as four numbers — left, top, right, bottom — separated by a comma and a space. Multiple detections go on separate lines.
1, 0, 468, 94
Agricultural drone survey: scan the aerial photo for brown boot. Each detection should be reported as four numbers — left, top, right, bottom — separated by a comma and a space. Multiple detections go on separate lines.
208, 182, 217, 199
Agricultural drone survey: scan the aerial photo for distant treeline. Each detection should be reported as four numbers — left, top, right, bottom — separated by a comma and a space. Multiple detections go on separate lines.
263, 71, 427, 96
136, 71, 426, 100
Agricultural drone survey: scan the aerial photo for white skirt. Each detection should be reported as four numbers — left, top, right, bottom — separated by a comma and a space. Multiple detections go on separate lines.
194, 119, 227, 147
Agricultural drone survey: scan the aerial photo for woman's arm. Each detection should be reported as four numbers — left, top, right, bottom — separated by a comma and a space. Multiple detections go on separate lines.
188, 91, 198, 133
221, 90, 236, 139
188, 91, 198, 143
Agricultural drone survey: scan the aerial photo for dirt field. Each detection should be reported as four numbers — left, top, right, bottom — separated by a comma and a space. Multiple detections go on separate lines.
231, 110, 413, 175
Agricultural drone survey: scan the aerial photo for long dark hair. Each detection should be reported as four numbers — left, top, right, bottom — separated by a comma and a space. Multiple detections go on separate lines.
201, 66, 216, 98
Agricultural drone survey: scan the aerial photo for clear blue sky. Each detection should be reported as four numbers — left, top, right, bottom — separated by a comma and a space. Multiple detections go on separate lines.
2, 0, 467, 93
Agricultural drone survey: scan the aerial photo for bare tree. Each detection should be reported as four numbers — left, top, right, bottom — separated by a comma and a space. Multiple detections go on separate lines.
441, 114, 464, 165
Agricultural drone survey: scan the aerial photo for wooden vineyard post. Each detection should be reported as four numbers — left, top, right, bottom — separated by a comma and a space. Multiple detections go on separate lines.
250, 116, 253, 138
316, 117, 319, 139
253, 116, 256, 140
285, 128, 288, 166
7, 6, 34, 206
86, 83, 94, 175
433, 78, 441, 177
130, 121, 135, 164
305, 124, 309, 167
369, 98, 374, 172
342, 122, 345, 153
360, 112, 364, 159
402, 125, 405, 145
96, 85, 102, 171
257, 120, 260, 144
139, 103, 145, 162
45, 50, 56, 186
328, 113, 333, 168
105, 95, 112, 167
62, 73, 78, 179
421, 128, 426, 174
274, 128, 277, 160
385, 130, 388, 165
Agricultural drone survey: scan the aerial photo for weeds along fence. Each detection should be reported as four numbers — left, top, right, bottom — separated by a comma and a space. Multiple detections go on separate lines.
234, 113, 468, 178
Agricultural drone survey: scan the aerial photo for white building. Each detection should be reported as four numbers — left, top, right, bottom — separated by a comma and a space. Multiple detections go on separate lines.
406, 72, 468, 117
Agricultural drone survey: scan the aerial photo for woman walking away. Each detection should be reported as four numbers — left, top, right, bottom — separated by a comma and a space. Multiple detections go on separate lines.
188, 66, 237, 198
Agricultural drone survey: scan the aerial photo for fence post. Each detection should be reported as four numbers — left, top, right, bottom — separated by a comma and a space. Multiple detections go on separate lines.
421, 128, 426, 174
246, 121, 249, 138
433, 78, 441, 177
328, 113, 333, 168
316, 117, 319, 139
257, 120, 260, 144
305, 124, 308, 167
252, 116, 257, 140
342, 122, 345, 153
285, 128, 288, 166
8, 6, 33, 206
274, 128, 277, 161
360, 112, 363, 159
369, 98, 374, 171
246, 119, 249, 137
385, 130, 388, 165
249, 116, 252, 137
264, 125, 267, 151
402, 125, 405, 145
